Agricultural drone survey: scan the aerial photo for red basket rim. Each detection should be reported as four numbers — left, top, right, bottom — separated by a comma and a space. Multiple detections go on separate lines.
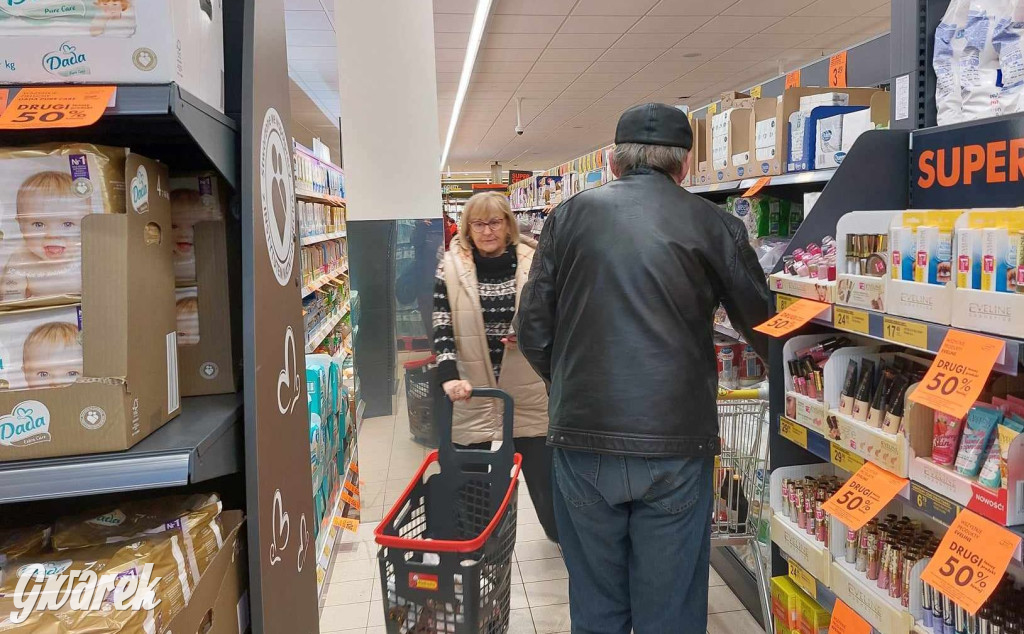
402, 355, 437, 370
374, 450, 522, 553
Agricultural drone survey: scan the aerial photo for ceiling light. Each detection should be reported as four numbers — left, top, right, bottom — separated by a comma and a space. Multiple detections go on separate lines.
439, 0, 494, 171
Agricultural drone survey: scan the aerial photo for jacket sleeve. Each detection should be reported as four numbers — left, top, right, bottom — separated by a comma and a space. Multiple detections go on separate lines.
720, 217, 773, 362
516, 210, 558, 385
432, 260, 460, 386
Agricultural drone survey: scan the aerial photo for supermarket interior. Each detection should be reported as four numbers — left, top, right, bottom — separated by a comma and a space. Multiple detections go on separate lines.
2, 0, 1024, 633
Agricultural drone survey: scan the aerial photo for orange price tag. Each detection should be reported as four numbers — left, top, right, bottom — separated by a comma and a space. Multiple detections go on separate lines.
742, 176, 771, 197
341, 490, 361, 510
335, 516, 359, 532
344, 479, 358, 495
0, 85, 115, 129
0, 89, 9, 116
350, 461, 359, 474
828, 599, 871, 634
829, 51, 848, 88
823, 462, 908, 531
921, 510, 1021, 614
753, 299, 829, 337
908, 330, 1004, 421
786, 70, 801, 89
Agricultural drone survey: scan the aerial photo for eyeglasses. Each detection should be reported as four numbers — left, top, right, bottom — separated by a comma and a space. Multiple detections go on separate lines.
469, 219, 505, 234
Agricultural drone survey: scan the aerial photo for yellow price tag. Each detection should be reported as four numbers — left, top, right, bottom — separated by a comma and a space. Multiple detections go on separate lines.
780, 417, 808, 449
708, 102, 718, 116
830, 442, 865, 473
750, 85, 762, 99
776, 293, 799, 312
834, 306, 870, 335
883, 316, 928, 349
789, 560, 817, 599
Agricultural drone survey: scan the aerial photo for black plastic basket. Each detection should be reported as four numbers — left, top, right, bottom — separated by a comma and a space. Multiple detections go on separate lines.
404, 356, 439, 448
375, 389, 521, 634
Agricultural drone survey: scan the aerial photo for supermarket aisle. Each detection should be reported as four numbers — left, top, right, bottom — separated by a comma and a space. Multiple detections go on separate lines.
319, 373, 764, 634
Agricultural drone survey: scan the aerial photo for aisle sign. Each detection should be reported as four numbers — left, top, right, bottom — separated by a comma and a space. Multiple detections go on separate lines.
882, 316, 928, 349
834, 306, 869, 335
823, 462, 908, 531
742, 176, 771, 197
920, 510, 1021, 614
786, 70, 802, 89
754, 299, 830, 337
829, 599, 871, 634
0, 86, 115, 129
829, 51, 848, 88
908, 330, 1004, 420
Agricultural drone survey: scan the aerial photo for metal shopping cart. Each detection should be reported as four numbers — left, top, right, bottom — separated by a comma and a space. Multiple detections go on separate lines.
374, 388, 521, 634
714, 385, 774, 634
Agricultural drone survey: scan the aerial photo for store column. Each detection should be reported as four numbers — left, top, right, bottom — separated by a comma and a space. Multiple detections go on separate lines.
335, 0, 443, 417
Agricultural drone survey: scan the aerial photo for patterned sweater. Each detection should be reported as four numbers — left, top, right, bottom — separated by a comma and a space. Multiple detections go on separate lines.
433, 247, 517, 385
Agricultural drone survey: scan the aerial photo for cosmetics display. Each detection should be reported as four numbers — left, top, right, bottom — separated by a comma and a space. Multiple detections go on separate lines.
951, 210, 1024, 338
780, 475, 845, 547
837, 515, 937, 609
772, 574, 830, 634
834, 355, 923, 435
843, 233, 889, 277
785, 335, 853, 404
770, 236, 838, 301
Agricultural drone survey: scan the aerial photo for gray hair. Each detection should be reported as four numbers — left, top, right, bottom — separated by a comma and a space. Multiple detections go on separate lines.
612, 142, 688, 177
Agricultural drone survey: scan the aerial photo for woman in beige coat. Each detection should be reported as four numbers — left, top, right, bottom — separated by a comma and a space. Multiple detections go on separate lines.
432, 192, 556, 541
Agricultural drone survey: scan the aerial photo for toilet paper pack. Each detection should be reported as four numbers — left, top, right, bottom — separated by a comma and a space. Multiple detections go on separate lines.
815, 113, 845, 168
0, 0, 225, 112
0, 304, 82, 392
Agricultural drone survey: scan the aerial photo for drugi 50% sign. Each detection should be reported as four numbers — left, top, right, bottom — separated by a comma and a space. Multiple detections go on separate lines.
0, 86, 115, 129
909, 330, 1004, 421
823, 462, 908, 531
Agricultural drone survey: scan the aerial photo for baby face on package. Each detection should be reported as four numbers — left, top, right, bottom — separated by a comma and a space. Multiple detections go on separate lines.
0, 305, 83, 391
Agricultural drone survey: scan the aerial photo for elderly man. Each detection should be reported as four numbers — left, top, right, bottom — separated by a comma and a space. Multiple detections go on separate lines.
516, 103, 772, 633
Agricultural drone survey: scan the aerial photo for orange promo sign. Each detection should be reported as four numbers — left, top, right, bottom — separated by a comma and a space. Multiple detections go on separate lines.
786, 70, 801, 89
823, 462, 908, 531
828, 599, 871, 634
742, 176, 771, 197
753, 299, 829, 337
0, 86, 115, 129
908, 330, 1004, 420
829, 51, 848, 88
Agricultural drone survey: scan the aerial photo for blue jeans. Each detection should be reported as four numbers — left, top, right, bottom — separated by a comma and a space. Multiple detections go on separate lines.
552, 448, 714, 634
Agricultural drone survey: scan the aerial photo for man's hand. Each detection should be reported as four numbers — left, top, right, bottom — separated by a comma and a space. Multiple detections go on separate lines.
442, 380, 474, 402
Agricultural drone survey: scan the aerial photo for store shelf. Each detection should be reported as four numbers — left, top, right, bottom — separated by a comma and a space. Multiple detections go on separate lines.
780, 552, 886, 634
295, 187, 346, 206
306, 303, 351, 354
512, 205, 550, 212
300, 231, 347, 246
687, 169, 837, 196
316, 445, 359, 600
0, 394, 242, 504
294, 142, 344, 175
1, 83, 239, 188
302, 264, 348, 298
777, 293, 1024, 375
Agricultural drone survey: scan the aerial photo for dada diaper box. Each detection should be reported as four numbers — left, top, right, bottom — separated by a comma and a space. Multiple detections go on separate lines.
0, 151, 179, 462
0, 0, 225, 111
170, 171, 237, 396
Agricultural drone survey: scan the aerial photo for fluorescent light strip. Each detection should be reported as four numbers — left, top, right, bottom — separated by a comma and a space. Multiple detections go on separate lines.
439, 0, 494, 171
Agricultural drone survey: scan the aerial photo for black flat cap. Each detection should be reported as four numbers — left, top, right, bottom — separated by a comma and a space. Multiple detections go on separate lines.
615, 103, 692, 150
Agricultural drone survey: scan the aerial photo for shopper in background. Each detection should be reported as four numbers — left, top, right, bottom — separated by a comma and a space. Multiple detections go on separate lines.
517, 103, 772, 632
433, 191, 558, 542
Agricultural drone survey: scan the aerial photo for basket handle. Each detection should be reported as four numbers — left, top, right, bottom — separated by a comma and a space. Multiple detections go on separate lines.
437, 387, 516, 475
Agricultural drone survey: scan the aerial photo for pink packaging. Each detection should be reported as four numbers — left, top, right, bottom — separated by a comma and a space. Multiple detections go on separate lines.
932, 410, 964, 466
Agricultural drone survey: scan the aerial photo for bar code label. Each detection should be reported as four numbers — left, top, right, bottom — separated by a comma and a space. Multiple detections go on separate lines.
167, 332, 180, 413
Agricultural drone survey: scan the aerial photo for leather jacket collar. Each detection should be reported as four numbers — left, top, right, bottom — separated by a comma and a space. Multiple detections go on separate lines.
619, 165, 678, 182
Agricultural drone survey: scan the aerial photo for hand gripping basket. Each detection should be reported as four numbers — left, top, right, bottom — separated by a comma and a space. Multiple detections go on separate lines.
374, 388, 522, 634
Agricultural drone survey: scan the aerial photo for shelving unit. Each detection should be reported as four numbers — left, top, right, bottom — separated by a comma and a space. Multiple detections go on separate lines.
302, 231, 348, 246
306, 302, 352, 354
302, 264, 349, 298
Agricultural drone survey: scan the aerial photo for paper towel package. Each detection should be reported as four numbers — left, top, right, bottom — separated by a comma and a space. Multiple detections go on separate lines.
0, 0, 225, 111
814, 113, 845, 168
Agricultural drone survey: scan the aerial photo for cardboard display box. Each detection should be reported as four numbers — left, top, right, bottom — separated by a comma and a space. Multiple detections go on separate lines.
691, 114, 711, 185
0, 153, 180, 463
778, 87, 887, 173
708, 107, 753, 182
0, 0, 225, 111
170, 172, 237, 396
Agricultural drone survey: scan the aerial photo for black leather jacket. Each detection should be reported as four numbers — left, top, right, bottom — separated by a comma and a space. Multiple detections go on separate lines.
516, 167, 773, 457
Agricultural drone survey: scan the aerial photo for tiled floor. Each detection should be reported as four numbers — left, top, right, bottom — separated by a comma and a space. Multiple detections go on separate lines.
318, 374, 765, 634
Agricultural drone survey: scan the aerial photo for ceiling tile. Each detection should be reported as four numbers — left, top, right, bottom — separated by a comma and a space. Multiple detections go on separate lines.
734, 32, 813, 48
674, 32, 746, 48
867, 2, 891, 17
435, 48, 467, 61
530, 60, 593, 72
613, 33, 683, 49
285, 11, 333, 31
433, 0, 477, 13
489, 14, 561, 33
697, 59, 757, 73
713, 47, 786, 61
478, 47, 544, 61
287, 46, 337, 61
539, 48, 607, 61
494, 0, 576, 15
630, 15, 709, 34
436, 60, 464, 73
560, 15, 639, 33
598, 48, 664, 62
548, 32, 620, 48
571, 0, 659, 15
796, 0, 885, 17
435, 31, 471, 48
483, 33, 554, 48
762, 15, 849, 34
434, 13, 475, 32
649, 0, 734, 15
476, 60, 540, 73
696, 15, 782, 33
827, 15, 889, 34
723, 0, 816, 16
523, 71, 586, 83
588, 60, 650, 74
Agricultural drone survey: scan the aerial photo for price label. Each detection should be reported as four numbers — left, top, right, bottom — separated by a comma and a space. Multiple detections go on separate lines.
750, 85, 762, 99
777, 294, 799, 312
823, 462, 908, 531
882, 316, 928, 349
789, 559, 816, 599
829, 599, 871, 634
742, 176, 771, 197
754, 298, 830, 337
344, 479, 359, 495
0, 89, 8, 115
834, 306, 869, 335
0, 85, 115, 129
829, 51, 848, 88
341, 490, 361, 510
350, 461, 359, 475
921, 510, 1021, 614
786, 70, 802, 89
830, 442, 865, 473
909, 330, 1004, 421
780, 416, 809, 449
335, 516, 359, 532
708, 102, 718, 116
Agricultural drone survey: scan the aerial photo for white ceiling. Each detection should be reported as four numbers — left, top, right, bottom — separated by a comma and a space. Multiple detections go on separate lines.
437, 0, 891, 172
284, 1, 342, 147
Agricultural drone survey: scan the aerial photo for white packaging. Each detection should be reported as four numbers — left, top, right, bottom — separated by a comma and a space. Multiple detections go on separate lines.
799, 92, 849, 114
0, 0, 225, 112
803, 192, 821, 216
169, 173, 226, 285
935, 0, 969, 125
840, 109, 874, 152
981, 227, 1009, 291
711, 111, 730, 170
755, 117, 777, 161
731, 151, 750, 166
789, 112, 808, 166
995, 0, 1024, 113
815, 114, 844, 168
0, 305, 82, 392
175, 287, 200, 346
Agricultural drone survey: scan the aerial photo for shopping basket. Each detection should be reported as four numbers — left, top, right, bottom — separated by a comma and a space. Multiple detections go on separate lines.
403, 355, 440, 448
713, 385, 773, 634
374, 388, 522, 634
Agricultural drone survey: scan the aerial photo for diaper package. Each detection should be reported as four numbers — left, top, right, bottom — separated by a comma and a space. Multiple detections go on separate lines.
0, 304, 82, 392
0, 144, 126, 311
175, 286, 200, 346
0, 525, 51, 564
0, 0, 225, 111
170, 172, 226, 285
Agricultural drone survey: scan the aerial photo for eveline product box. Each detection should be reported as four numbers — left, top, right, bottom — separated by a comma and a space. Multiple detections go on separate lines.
835, 210, 901, 312
886, 210, 963, 324
0, 143, 126, 311
169, 171, 236, 396
0, 0, 225, 112
0, 153, 179, 463
952, 210, 1024, 338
